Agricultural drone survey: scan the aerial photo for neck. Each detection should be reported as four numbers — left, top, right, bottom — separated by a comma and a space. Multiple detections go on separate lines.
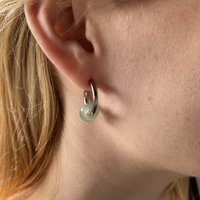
18, 83, 184, 200
27, 116, 182, 200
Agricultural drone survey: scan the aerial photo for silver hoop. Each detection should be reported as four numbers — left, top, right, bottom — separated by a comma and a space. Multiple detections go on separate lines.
83, 81, 98, 116
80, 81, 99, 122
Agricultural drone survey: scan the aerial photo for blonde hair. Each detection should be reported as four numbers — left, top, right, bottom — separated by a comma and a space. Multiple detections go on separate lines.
0, 0, 194, 199
0, 0, 64, 198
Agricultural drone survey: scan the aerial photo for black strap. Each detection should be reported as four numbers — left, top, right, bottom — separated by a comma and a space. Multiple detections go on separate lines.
189, 177, 200, 200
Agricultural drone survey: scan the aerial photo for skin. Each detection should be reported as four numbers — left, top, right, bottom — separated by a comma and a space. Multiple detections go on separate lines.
23, 0, 200, 199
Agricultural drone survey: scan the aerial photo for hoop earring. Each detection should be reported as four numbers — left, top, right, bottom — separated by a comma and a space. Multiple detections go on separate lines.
80, 80, 99, 122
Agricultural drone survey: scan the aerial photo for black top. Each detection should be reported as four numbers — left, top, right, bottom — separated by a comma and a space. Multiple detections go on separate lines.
189, 177, 200, 200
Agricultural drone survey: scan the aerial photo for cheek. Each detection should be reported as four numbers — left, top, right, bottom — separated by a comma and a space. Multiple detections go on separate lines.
108, 2, 200, 174
111, 0, 200, 124
126, 66, 200, 175
129, 53, 200, 175
146, 67, 200, 137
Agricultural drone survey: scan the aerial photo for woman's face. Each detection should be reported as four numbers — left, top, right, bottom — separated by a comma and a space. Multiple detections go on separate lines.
89, 0, 200, 177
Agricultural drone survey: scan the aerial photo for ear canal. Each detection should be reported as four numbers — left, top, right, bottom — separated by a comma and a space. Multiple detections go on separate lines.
75, 22, 94, 53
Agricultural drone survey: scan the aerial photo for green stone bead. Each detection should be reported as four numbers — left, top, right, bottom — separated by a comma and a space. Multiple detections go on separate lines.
80, 103, 99, 122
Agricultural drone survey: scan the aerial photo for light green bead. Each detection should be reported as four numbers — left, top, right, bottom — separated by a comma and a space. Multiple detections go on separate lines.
80, 103, 99, 122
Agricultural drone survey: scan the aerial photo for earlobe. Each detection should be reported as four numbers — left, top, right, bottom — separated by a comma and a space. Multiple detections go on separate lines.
24, 0, 94, 89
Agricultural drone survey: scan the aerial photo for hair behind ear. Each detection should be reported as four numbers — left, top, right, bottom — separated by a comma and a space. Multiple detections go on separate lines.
0, 0, 64, 199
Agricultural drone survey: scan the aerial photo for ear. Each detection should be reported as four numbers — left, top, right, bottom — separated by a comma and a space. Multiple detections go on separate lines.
24, 0, 96, 89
